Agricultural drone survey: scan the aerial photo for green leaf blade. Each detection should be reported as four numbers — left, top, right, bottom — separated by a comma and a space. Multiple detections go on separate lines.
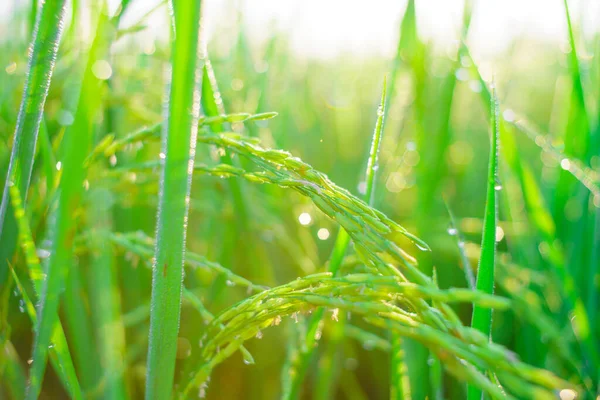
144, 0, 204, 398
26, 7, 115, 398
468, 86, 500, 400
0, 0, 67, 288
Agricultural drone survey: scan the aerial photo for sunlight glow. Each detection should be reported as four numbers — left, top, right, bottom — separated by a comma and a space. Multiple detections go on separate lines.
298, 212, 312, 226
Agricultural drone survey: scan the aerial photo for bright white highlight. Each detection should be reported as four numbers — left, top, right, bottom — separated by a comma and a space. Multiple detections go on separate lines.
298, 212, 312, 226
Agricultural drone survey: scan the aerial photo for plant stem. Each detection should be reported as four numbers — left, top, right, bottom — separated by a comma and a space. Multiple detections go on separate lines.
144, 0, 203, 397
0, 0, 67, 288
467, 86, 500, 400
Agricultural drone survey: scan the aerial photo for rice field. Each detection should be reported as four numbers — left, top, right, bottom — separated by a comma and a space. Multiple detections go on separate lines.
0, 0, 599, 399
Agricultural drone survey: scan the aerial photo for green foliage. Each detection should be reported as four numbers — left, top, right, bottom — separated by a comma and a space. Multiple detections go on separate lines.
282, 79, 388, 399
1, 0, 599, 399
0, 0, 67, 288
9, 183, 82, 398
145, 0, 203, 398
467, 87, 500, 400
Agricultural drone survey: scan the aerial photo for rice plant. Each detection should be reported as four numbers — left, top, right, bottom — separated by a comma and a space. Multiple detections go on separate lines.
1, 0, 599, 399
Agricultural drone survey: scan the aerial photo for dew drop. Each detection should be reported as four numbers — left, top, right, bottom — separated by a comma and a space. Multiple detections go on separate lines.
255, 330, 263, 339
494, 178, 503, 191
226, 280, 235, 287
495, 226, 505, 242
19, 299, 25, 313
414, 242, 430, 252
447, 227, 457, 236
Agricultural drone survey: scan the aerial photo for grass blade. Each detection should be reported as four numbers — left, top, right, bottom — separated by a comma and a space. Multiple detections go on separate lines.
62, 258, 101, 390
144, 0, 203, 397
26, 6, 114, 397
553, 0, 594, 328
8, 182, 82, 398
390, 332, 411, 400
85, 3, 133, 397
1, 340, 26, 400
10, 268, 83, 399
467, 87, 500, 400
561, 4, 600, 382
560, 0, 590, 161
88, 188, 128, 399
465, 43, 599, 386
0, 0, 67, 288
364, 78, 387, 204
